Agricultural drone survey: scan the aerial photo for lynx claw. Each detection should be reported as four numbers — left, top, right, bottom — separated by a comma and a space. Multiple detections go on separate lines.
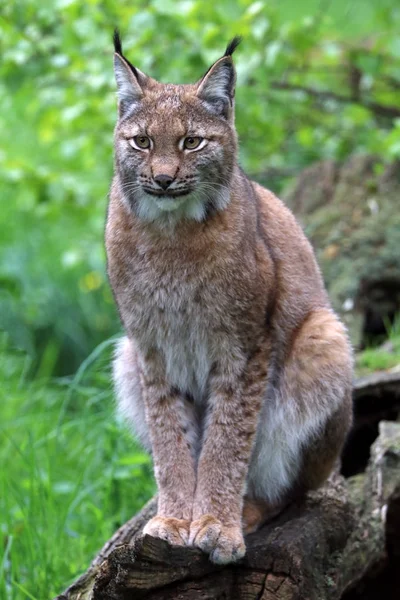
189, 514, 246, 565
142, 516, 190, 546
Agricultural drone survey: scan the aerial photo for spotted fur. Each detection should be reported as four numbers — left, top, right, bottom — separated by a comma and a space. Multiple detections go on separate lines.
106, 35, 353, 565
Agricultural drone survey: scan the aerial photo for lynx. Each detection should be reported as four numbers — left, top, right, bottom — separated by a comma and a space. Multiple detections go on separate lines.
106, 31, 353, 565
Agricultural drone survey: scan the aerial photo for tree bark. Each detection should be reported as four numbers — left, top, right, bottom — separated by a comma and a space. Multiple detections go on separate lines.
342, 370, 400, 476
55, 419, 400, 600
353, 370, 400, 401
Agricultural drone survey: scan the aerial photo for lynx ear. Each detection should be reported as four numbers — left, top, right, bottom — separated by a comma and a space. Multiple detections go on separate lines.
196, 37, 241, 118
113, 30, 147, 115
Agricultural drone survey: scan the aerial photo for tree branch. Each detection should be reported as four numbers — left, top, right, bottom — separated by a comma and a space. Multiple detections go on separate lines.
270, 81, 400, 119
55, 419, 400, 600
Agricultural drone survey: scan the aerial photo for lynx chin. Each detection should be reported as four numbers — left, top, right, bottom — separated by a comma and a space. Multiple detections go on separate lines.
106, 31, 353, 565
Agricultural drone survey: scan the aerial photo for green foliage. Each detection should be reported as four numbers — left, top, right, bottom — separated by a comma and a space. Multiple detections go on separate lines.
1, 4, 399, 594
0, 335, 155, 599
1, 0, 400, 373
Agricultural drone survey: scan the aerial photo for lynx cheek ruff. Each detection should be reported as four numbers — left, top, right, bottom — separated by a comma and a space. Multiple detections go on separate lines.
106, 31, 353, 565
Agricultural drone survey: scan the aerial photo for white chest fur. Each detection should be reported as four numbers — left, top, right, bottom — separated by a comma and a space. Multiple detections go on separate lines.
158, 310, 211, 401
123, 262, 218, 402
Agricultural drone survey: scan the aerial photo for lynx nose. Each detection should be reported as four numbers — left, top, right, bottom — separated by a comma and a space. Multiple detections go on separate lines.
154, 174, 174, 190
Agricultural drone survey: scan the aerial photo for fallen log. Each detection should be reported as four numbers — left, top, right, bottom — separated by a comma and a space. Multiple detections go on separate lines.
353, 370, 400, 399
55, 420, 400, 600
342, 370, 400, 476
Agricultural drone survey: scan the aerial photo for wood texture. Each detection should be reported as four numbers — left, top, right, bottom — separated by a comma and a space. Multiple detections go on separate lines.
55, 418, 400, 600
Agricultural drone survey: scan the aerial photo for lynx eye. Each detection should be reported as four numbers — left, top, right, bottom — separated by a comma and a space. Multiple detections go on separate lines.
183, 136, 203, 150
131, 135, 151, 150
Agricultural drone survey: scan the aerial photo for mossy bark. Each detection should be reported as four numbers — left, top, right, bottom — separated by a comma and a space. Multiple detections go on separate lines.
284, 156, 400, 346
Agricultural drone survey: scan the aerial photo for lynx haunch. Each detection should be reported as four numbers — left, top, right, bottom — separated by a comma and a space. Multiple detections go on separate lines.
106, 31, 353, 565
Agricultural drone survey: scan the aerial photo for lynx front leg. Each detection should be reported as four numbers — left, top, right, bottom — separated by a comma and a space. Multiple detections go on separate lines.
190, 345, 269, 564
139, 350, 197, 546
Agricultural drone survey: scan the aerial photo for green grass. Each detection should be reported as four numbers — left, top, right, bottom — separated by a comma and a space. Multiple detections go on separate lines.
2, 326, 400, 600
0, 335, 155, 600
356, 340, 400, 376
355, 318, 400, 376
1, 2, 400, 595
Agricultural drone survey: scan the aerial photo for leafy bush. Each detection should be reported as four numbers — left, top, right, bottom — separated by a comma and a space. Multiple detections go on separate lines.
1, 0, 400, 373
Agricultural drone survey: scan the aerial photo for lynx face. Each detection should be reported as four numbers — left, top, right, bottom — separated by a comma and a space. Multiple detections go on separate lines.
113, 36, 240, 224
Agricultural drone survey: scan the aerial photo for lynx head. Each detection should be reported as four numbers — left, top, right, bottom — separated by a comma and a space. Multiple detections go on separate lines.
112, 31, 241, 224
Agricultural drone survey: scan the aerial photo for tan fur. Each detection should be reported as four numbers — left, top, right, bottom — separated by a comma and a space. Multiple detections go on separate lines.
242, 497, 286, 534
106, 37, 353, 565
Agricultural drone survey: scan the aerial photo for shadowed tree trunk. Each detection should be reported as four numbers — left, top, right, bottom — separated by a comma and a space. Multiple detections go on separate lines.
55, 374, 400, 600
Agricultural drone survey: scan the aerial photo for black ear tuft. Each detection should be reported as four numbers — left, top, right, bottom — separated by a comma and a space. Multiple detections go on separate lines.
224, 36, 242, 57
112, 29, 139, 79
113, 28, 123, 55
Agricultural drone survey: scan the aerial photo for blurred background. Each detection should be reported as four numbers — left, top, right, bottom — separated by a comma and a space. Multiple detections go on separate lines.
1, 0, 399, 597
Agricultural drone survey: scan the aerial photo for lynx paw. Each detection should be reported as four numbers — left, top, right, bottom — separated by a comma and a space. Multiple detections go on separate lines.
142, 516, 190, 546
189, 514, 245, 564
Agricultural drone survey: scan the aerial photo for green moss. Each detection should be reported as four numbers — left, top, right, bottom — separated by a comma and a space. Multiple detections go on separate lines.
285, 156, 400, 347
355, 322, 400, 376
